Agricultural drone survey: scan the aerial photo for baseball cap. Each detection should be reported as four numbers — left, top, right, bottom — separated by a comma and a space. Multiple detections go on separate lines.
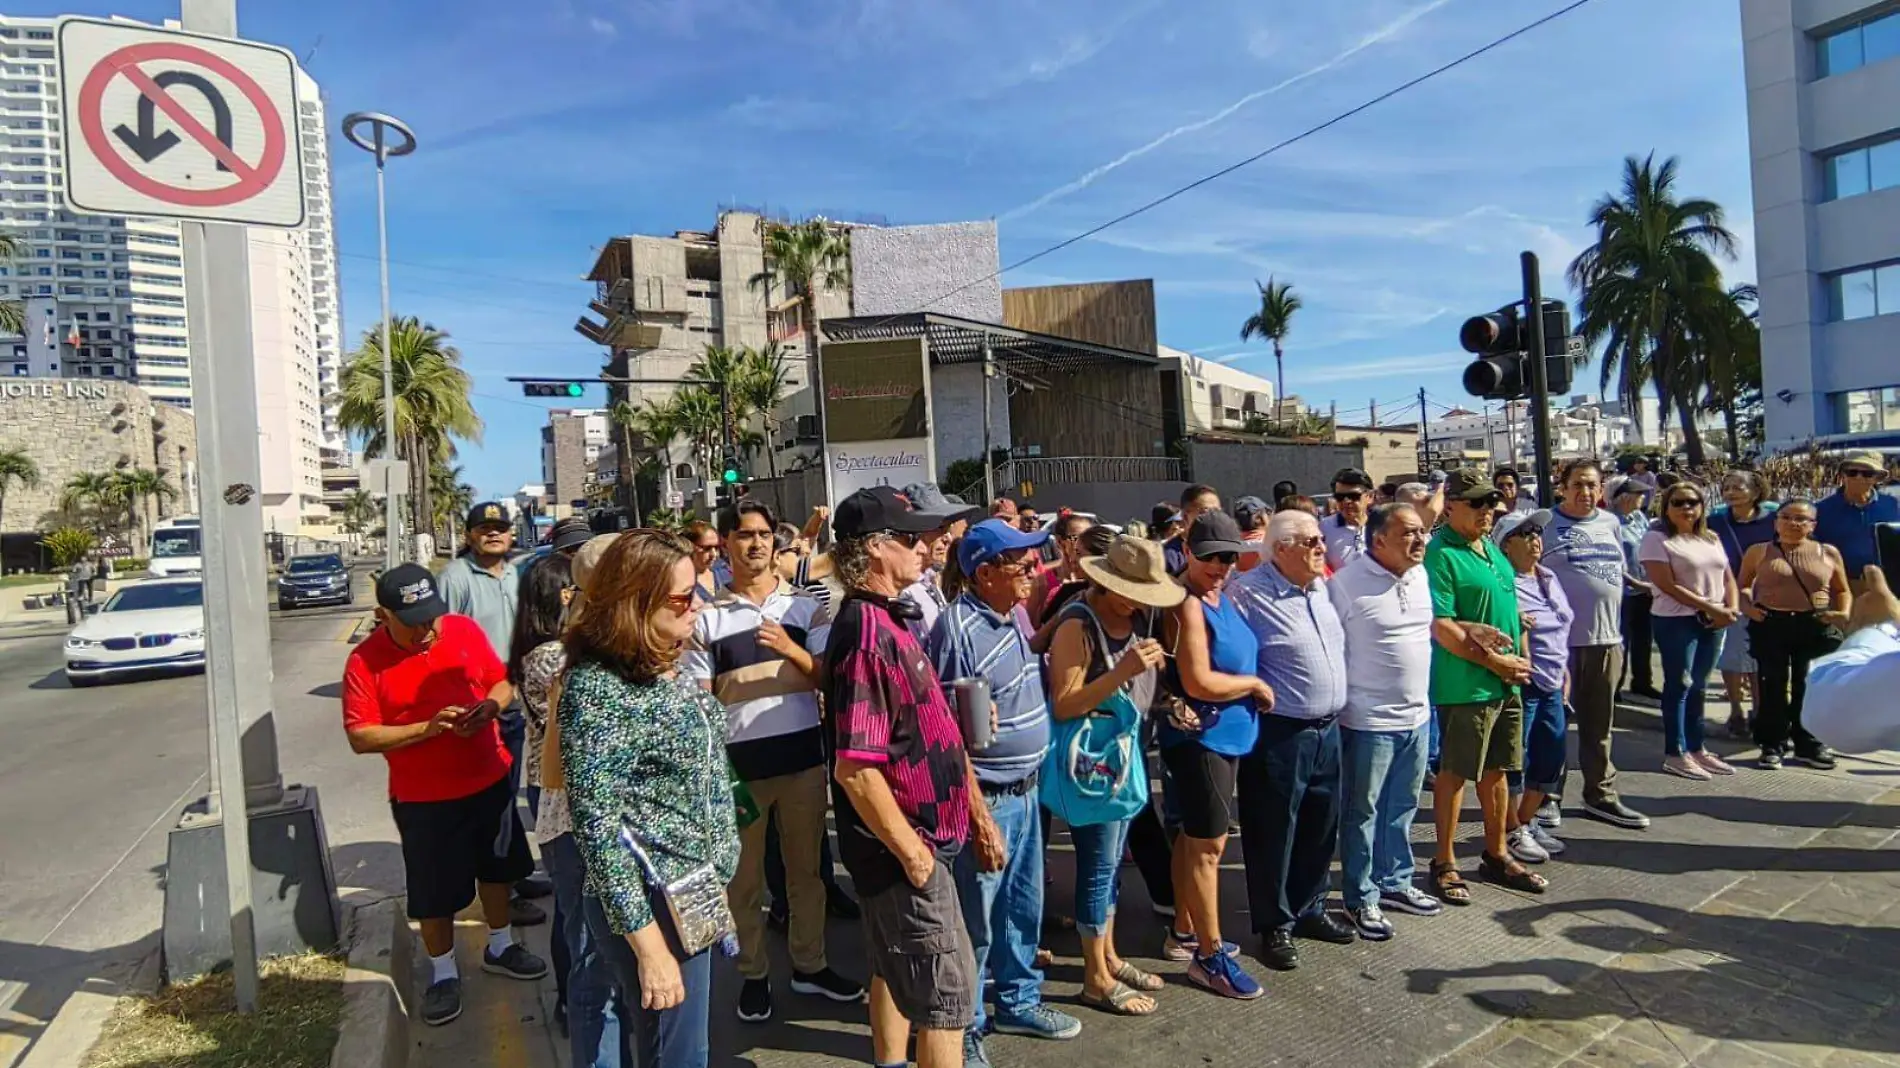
1492, 508, 1552, 545
1610, 476, 1647, 500
550, 518, 593, 553
375, 563, 448, 627
1232, 495, 1269, 531
957, 518, 1050, 572
1186, 510, 1257, 558
900, 482, 982, 525
833, 485, 941, 539
1445, 469, 1502, 504
465, 501, 510, 530
1332, 467, 1374, 490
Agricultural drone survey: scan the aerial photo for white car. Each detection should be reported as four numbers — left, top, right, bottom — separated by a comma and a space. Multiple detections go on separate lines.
63, 578, 207, 687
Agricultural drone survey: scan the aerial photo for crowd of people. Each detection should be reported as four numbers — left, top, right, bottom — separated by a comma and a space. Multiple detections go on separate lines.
336, 450, 1900, 1068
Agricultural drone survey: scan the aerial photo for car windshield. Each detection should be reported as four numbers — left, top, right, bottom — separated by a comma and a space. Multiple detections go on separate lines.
103, 583, 204, 612
287, 556, 342, 574
151, 528, 201, 558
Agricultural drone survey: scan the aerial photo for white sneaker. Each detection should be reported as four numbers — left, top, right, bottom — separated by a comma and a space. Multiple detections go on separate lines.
1663, 754, 1712, 781
1526, 822, 1566, 856
1691, 750, 1736, 776
1507, 825, 1549, 864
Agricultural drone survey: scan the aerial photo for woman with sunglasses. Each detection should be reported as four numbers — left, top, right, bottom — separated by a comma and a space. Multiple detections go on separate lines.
1738, 499, 1852, 771
1159, 511, 1271, 1000
1639, 485, 1741, 781
684, 521, 727, 603
559, 530, 741, 1068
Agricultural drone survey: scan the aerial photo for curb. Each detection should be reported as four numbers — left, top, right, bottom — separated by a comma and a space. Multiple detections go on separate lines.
17, 948, 160, 1068
330, 896, 415, 1068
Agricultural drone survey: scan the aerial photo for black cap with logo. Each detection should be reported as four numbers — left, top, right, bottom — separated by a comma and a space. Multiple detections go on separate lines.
833, 486, 941, 539
375, 563, 449, 627
465, 501, 510, 530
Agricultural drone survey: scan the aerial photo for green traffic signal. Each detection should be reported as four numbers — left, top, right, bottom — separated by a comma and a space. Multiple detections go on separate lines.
722, 467, 741, 484
565, 382, 583, 397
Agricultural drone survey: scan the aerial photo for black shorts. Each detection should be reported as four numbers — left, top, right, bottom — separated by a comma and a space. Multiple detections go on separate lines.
1161, 742, 1240, 840
859, 856, 975, 1032
391, 774, 536, 921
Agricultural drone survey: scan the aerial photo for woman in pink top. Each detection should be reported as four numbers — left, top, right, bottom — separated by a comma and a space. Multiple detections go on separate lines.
1639, 483, 1740, 781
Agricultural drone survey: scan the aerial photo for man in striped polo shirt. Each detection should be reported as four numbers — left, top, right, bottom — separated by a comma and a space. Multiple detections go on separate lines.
928, 519, 1082, 1061
684, 500, 864, 1025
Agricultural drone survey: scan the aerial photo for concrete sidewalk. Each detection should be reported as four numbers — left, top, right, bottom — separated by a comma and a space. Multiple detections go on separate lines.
410, 705, 1900, 1068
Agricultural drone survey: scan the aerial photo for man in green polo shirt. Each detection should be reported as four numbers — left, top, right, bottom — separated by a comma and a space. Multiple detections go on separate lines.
1424, 471, 1544, 905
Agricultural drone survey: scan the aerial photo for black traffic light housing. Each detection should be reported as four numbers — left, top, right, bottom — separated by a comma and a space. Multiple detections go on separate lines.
1459, 300, 1573, 401
720, 449, 744, 485
522, 382, 587, 398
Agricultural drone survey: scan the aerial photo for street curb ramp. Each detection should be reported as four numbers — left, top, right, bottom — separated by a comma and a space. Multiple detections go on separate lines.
331, 895, 416, 1068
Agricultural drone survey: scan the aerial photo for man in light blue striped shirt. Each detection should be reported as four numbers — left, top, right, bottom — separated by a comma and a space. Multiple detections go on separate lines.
927, 519, 1080, 1051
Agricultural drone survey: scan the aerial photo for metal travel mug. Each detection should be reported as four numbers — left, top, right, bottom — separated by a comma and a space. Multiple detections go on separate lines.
953, 677, 993, 751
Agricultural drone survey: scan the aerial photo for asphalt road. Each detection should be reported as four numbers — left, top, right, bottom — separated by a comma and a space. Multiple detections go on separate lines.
0, 563, 399, 1067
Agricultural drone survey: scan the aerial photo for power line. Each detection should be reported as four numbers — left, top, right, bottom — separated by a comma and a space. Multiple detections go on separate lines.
872, 0, 1601, 325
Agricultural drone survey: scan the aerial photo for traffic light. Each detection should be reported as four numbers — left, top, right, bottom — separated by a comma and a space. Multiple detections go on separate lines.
720, 449, 744, 485
1460, 304, 1527, 401
522, 381, 586, 398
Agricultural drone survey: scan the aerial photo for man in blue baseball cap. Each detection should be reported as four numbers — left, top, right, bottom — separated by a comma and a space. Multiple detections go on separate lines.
927, 519, 1081, 1058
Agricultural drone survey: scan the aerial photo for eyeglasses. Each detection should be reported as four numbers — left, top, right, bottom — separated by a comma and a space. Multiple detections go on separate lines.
1669, 498, 1703, 509
1334, 490, 1365, 502
878, 531, 920, 549
663, 592, 697, 612
1195, 551, 1240, 566
1842, 468, 1882, 480
985, 558, 1039, 576
1776, 513, 1816, 525
1289, 534, 1323, 549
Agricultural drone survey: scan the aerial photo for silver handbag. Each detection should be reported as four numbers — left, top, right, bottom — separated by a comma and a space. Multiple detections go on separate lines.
615, 691, 735, 957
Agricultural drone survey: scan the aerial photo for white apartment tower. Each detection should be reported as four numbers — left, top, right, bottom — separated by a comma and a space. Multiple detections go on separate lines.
0, 14, 341, 529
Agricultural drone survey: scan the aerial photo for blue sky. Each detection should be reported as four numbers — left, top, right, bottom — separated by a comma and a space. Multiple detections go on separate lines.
27, 0, 1755, 499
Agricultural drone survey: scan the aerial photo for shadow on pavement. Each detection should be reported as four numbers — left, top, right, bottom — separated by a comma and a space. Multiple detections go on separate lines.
0, 932, 159, 1056
1407, 896, 1900, 1056
1616, 793, 1900, 830
1558, 836, 1900, 876
307, 681, 342, 699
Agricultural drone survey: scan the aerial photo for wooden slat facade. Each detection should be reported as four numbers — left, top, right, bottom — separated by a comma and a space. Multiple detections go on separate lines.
1001, 280, 1159, 356
1000, 280, 1165, 458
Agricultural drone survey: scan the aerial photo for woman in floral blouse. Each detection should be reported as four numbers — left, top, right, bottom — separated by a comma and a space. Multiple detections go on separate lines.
559, 529, 740, 1068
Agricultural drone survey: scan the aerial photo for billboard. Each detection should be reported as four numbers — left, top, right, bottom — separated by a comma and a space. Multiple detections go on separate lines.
820, 338, 929, 444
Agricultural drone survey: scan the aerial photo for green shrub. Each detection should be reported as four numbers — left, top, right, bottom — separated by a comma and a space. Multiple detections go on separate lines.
44, 528, 95, 568
112, 557, 148, 574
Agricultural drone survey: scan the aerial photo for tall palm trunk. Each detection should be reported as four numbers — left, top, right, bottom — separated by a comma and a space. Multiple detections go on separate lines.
1674, 390, 1707, 467
1722, 405, 1740, 460
805, 314, 827, 448
1273, 341, 1286, 426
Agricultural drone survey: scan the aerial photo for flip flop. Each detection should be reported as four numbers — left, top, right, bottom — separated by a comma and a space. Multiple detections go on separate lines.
1080, 980, 1158, 1016
1113, 961, 1165, 992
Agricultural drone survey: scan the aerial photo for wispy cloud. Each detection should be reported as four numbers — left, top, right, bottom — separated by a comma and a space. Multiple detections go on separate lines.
1297, 351, 1464, 385
1002, 0, 1457, 220
587, 15, 618, 37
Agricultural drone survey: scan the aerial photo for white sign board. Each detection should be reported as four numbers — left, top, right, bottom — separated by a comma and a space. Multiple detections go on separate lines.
57, 18, 306, 227
666, 490, 685, 510
827, 438, 932, 503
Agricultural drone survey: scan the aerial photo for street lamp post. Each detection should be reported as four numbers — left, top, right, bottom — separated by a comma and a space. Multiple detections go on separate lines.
341, 112, 417, 572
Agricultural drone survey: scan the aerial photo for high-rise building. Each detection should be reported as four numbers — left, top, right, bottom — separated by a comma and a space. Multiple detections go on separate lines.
1743, 0, 1900, 448
540, 408, 611, 511
0, 14, 340, 529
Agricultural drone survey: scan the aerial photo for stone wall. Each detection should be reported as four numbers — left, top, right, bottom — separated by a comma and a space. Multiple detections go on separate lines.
0, 380, 197, 535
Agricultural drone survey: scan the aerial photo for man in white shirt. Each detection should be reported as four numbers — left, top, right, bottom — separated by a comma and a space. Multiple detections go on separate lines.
1806, 565, 1900, 753
1322, 467, 1374, 571
1328, 503, 1443, 940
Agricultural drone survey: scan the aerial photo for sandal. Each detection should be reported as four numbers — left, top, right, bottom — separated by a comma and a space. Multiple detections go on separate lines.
1080, 980, 1158, 1016
1112, 961, 1164, 992
1479, 852, 1549, 894
1430, 860, 1471, 906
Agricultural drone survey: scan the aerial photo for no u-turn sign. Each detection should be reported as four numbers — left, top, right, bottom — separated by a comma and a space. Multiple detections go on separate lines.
57, 17, 306, 228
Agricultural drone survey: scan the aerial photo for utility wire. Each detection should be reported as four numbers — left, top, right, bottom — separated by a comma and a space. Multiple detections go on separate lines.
870, 0, 1601, 325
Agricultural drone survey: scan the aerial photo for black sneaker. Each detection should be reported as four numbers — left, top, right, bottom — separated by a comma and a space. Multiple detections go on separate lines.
1581, 799, 1650, 830
790, 966, 866, 1002
422, 978, 463, 1026
1758, 746, 1784, 770
482, 943, 549, 980
509, 897, 548, 927
737, 978, 773, 1023
1794, 744, 1839, 770
1258, 929, 1300, 971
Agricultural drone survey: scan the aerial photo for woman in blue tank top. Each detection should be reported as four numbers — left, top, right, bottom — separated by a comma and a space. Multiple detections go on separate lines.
1158, 511, 1274, 1001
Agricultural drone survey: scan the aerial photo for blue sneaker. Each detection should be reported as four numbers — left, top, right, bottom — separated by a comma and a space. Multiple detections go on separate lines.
1189, 949, 1265, 1000
993, 1003, 1083, 1040
1163, 928, 1241, 962
963, 1029, 991, 1067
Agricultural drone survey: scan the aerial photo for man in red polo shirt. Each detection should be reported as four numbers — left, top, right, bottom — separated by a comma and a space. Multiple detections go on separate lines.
342, 563, 547, 1027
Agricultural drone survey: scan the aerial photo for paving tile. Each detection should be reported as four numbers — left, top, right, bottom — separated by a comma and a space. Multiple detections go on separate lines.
1565, 1035, 1691, 1067
1693, 1041, 1804, 1067
1503, 1014, 1620, 1057
1610, 1016, 1718, 1062
1478, 1036, 1569, 1068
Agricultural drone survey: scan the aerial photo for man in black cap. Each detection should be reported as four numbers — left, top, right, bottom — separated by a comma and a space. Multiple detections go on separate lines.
436, 501, 551, 918
824, 486, 1003, 1068
1324, 467, 1375, 572
342, 564, 548, 1027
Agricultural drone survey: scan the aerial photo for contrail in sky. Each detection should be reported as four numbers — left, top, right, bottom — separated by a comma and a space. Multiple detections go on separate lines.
1003, 0, 1458, 221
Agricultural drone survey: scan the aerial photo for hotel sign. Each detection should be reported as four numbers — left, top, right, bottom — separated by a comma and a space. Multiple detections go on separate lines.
0, 380, 115, 400
819, 337, 929, 444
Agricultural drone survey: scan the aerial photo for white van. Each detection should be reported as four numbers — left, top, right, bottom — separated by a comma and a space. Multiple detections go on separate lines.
148, 516, 204, 578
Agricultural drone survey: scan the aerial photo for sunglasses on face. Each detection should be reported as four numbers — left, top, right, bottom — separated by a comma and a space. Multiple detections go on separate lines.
1334, 490, 1365, 503
1843, 468, 1882, 479
1195, 551, 1240, 566
1289, 534, 1323, 549
663, 591, 697, 612
1669, 497, 1703, 509
879, 531, 920, 549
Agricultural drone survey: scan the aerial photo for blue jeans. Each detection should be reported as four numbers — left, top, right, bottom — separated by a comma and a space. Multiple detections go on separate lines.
1068, 817, 1130, 938
545, 835, 626, 1068
1338, 723, 1428, 910
1237, 716, 1341, 933
583, 896, 713, 1068
1509, 686, 1567, 794
955, 788, 1045, 1035
1428, 708, 1441, 774
1654, 614, 1723, 756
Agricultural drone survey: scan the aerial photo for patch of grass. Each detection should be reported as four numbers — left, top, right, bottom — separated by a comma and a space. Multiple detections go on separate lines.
83, 952, 346, 1068
0, 573, 61, 589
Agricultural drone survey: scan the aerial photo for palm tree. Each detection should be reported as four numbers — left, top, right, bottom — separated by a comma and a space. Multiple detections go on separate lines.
1568, 154, 1739, 468
336, 317, 482, 546
736, 343, 796, 486
338, 488, 377, 548
61, 471, 122, 529
749, 219, 849, 440
0, 232, 25, 337
1697, 283, 1762, 459
431, 463, 475, 543
109, 468, 177, 553
0, 445, 37, 531
1239, 277, 1302, 428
